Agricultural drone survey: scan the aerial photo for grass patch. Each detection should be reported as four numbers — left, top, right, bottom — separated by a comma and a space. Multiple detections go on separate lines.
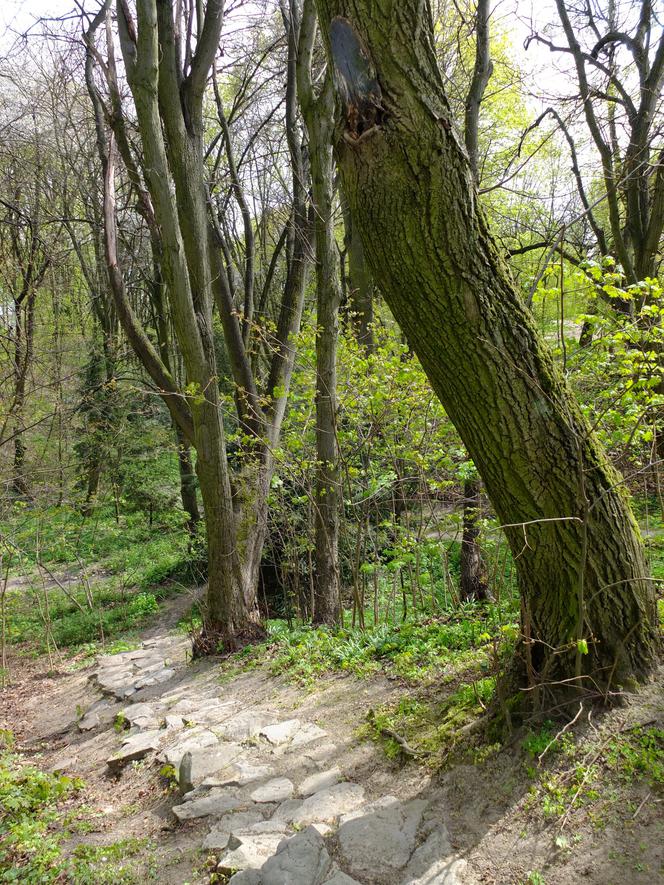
0, 737, 157, 883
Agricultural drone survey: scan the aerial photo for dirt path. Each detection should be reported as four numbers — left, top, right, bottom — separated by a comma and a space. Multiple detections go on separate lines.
2, 599, 662, 885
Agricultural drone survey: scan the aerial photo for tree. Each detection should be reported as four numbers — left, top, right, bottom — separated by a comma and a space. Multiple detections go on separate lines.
314, 0, 657, 702
83, 0, 311, 645
293, 0, 342, 624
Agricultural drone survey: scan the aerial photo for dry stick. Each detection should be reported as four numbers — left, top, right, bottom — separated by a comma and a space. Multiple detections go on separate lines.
538, 702, 584, 764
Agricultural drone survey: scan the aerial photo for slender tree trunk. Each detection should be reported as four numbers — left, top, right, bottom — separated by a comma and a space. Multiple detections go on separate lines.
312, 140, 342, 625
11, 292, 36, 498
460, 478, 490, 602
175, 426, 200, 533
315, 2, 657, 697
342, 198, 374, 351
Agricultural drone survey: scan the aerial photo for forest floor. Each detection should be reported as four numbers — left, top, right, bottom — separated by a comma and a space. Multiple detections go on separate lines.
1, 590, 662, 885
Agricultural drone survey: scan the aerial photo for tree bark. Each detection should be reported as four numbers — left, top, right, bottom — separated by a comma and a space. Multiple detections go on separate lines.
459, 478, 490, 602
315, 1, 658, 697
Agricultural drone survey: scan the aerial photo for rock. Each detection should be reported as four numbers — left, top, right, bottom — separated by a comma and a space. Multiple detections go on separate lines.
78, 699, 115, 732
300, 767, 341, 797
107, 730, 161, 772
185, 700, 237, 726
160, 728, 220, 767
337, 799, 427, 878
290, 723, 327, 749
229, 872, 262, 884
305, 743, 338, 765
324, 873, 361, 885
78, 711, 101, 731
214, 710, 275, 741
203, 760, 272, 788
260, 827, 332, 885
164, 715, 184, 730
172, 787, 245, 821
291, 783, 365, 827
134, 667, 175, 689
399, 828, 467, 885
339, 795, 398, 826
217, 831, 286, 874
203, 810, 266, 850
260, 719, 300, 745
121, 702, 156, 724
250, 778, 294, 803
273, 798, 304, 823
311, 823, 333, 837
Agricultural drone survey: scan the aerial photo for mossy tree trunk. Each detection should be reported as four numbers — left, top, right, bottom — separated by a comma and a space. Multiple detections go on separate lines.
315, 0, 658, 698
296, 0, 342, 625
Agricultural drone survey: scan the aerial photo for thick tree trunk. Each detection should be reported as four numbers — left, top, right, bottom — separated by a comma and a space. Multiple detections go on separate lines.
316, 1, 658, 696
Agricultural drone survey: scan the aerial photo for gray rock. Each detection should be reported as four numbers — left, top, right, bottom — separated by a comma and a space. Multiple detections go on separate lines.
324, 873, 361, 885
214, 710, 275, 741
399, 829, 467, 884
273, 798, 304, 823
203, 810, 266, 850
106, 730, 161, 772
134, 667, 175, 689
172, 787, 246, 821
250, 777, 294, 803
161, 728, 220, 767
164, 714, 185, 730
290, 723, 327, 749
185, 701, 237, 726
218, 831, 286, 874
337, 799, 428, 878
203, 760, 272, 788
291, 783, 365, 827
121, 702, 156, 724
261, 827, 332, 885
299, 767, 341, 797
260, 719, 300, 745
229, 872, 262, 885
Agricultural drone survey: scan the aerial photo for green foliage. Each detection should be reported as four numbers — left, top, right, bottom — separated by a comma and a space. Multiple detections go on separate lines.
232, 601, 518, 687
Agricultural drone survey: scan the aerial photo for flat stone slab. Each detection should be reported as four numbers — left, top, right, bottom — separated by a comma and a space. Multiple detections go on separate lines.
260, 719, 301, 746
217, 830, 287, 874
161, 728, 221, 767
203, 760, 272, 789
203, 810, 267, 850
78, 699, 115, 732
250, 778, 294, 803
337, 798, 428, 878
182, 700, 237, 726
399, 829, 467, 885
291, 783, 365, 827
260, 827, 332, 885
229, 872, 262, 884
214, 710, 275, 741
300, 767, 341, 797
324, 873, 361, 885
173, 787, 246, 821
107, 730, 161, 772
290, 723, 327, 749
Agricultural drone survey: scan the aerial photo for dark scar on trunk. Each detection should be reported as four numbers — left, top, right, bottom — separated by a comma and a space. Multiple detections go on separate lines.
330, 16, 386, 144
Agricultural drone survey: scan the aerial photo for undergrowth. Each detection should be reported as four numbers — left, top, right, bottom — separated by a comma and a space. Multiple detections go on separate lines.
0, 733, 155, 883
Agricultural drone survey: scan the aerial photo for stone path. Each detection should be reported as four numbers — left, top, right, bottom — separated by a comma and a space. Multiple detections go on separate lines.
81, 631, 467, 884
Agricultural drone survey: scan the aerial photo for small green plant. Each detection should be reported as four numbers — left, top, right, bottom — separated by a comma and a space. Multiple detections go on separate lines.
114, 712, 129, 734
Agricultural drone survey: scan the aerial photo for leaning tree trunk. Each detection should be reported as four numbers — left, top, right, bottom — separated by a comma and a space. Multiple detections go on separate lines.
314, 1, 658, 698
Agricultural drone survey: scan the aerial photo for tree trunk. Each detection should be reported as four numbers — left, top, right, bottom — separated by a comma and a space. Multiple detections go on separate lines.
315, 2, 657, 697
342, 198, 374, 351
312, 140, 342, 625
11, 291, 37, 499
459, 478, 490, 602
175, 426, 200, 533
